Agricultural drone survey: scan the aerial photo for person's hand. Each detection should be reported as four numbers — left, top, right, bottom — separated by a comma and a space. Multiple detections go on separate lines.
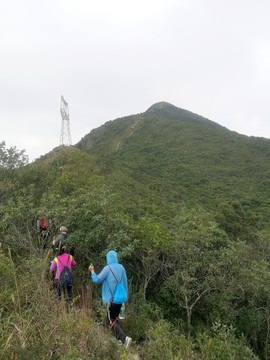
88, 264, 94, 273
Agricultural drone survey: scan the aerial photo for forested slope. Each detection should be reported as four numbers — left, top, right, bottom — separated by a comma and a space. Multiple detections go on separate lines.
77, 101, 270, 228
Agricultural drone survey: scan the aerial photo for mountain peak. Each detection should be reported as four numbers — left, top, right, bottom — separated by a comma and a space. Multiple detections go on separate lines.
146, 101, 178, 112
145, 101, 227, 131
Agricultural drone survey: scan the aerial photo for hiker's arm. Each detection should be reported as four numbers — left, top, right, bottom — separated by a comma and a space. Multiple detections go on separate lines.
53, 234, 61, 246
91, 266, 109, 284
71, 256, 76, 267
50, 259, 56, 272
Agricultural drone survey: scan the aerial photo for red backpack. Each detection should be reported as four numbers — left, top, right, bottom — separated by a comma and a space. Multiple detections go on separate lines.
40, 218, 48, 230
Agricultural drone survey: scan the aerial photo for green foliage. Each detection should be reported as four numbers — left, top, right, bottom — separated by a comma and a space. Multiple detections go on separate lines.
128, 217, 172, 300
0, 142, 28, 205
161, 209, 229, 334
122, 290, 163, 341
0, 248, 15, 313
141, 320, 259, 360
197, 323, 259, 360
0, 194, 41, 255
77, 102, 270, 229
141, 319, 196, 360
0, 250, 122, 360
215, 200, 261, 240
0, 141, 28, 169
2, 103, 270, 359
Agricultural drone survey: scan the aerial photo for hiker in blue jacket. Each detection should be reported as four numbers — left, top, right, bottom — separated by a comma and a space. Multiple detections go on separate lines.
88, 250, 132, 349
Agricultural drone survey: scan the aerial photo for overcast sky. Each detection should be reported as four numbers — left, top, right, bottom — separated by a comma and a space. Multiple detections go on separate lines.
1, 0, 270, 162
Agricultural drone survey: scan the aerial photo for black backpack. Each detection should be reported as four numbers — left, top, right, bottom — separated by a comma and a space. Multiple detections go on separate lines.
57, 256, 73, 287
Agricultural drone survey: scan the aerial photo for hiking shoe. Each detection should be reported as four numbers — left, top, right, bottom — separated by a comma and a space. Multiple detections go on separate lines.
124, 336, 132, 349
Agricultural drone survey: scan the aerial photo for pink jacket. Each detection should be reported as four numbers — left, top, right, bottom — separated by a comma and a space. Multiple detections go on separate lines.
50, 253, 76, 280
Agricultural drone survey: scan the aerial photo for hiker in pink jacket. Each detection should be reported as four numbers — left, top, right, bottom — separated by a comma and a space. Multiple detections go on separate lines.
50, 245, 76, 302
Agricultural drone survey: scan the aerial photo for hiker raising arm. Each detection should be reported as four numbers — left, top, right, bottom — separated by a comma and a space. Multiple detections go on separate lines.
88, 250, 132, 349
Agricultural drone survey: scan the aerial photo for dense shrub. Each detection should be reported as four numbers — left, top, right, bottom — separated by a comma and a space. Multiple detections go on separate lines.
197, 323, 259, 360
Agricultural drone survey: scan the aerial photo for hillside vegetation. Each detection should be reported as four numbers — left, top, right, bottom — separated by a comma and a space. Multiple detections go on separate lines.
1, 103, 270, 359
78, 102, 270, 227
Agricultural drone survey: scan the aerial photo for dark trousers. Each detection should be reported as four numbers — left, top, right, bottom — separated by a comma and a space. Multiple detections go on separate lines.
108, 303, 126, 343
53, 279, 73, 303
62, 285, 73, 302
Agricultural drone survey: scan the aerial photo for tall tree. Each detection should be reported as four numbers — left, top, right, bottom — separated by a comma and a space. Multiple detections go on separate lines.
163, 209, 229, 338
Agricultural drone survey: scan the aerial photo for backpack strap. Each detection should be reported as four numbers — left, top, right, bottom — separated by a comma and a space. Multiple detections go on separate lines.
108, 265, 123, 284
108, 265, 120, 283
57, 255, 70, 267
66, 255, 70, 266
57, 257, 63, 267
107, 266, 118, 300
108, 265, 124, 301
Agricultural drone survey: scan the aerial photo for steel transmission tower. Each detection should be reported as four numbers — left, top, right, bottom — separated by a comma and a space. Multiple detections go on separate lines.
60, 96, 72, 146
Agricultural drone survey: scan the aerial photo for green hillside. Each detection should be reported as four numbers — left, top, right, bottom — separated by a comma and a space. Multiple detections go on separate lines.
1, 103, 270, 359
77, 101, 270, 227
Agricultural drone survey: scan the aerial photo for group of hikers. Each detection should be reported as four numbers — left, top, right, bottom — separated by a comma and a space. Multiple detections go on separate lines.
49, 226, 132, 349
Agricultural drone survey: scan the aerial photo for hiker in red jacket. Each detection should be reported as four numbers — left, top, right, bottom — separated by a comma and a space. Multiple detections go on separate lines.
38, 217, 51, 248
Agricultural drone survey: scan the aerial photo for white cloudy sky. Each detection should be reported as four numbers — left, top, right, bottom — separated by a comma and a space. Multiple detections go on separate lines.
1, 0, 270, 162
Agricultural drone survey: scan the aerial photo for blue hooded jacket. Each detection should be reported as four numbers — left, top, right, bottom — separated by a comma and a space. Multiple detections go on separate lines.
91, 250, 128, 304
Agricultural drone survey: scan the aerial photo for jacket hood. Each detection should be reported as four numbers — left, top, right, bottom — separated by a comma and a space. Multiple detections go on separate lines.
106, 250, 118, 265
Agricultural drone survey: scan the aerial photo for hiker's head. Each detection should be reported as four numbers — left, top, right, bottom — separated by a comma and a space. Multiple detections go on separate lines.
59, 226, 68, 234
57, 244, 67, 256
106, 250, 118, 265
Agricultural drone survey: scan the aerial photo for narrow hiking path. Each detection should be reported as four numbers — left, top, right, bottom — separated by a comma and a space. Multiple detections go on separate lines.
114, 116, 143, 151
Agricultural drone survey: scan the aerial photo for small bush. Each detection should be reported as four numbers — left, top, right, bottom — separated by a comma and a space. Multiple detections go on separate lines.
122, 291, 162, 342
197, 322, 259, 360
141, 320, 196, 360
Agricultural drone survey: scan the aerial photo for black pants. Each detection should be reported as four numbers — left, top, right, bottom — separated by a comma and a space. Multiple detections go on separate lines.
62, 285, 73, 302
108, 303, 126, 343
53, 279, 73, 303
